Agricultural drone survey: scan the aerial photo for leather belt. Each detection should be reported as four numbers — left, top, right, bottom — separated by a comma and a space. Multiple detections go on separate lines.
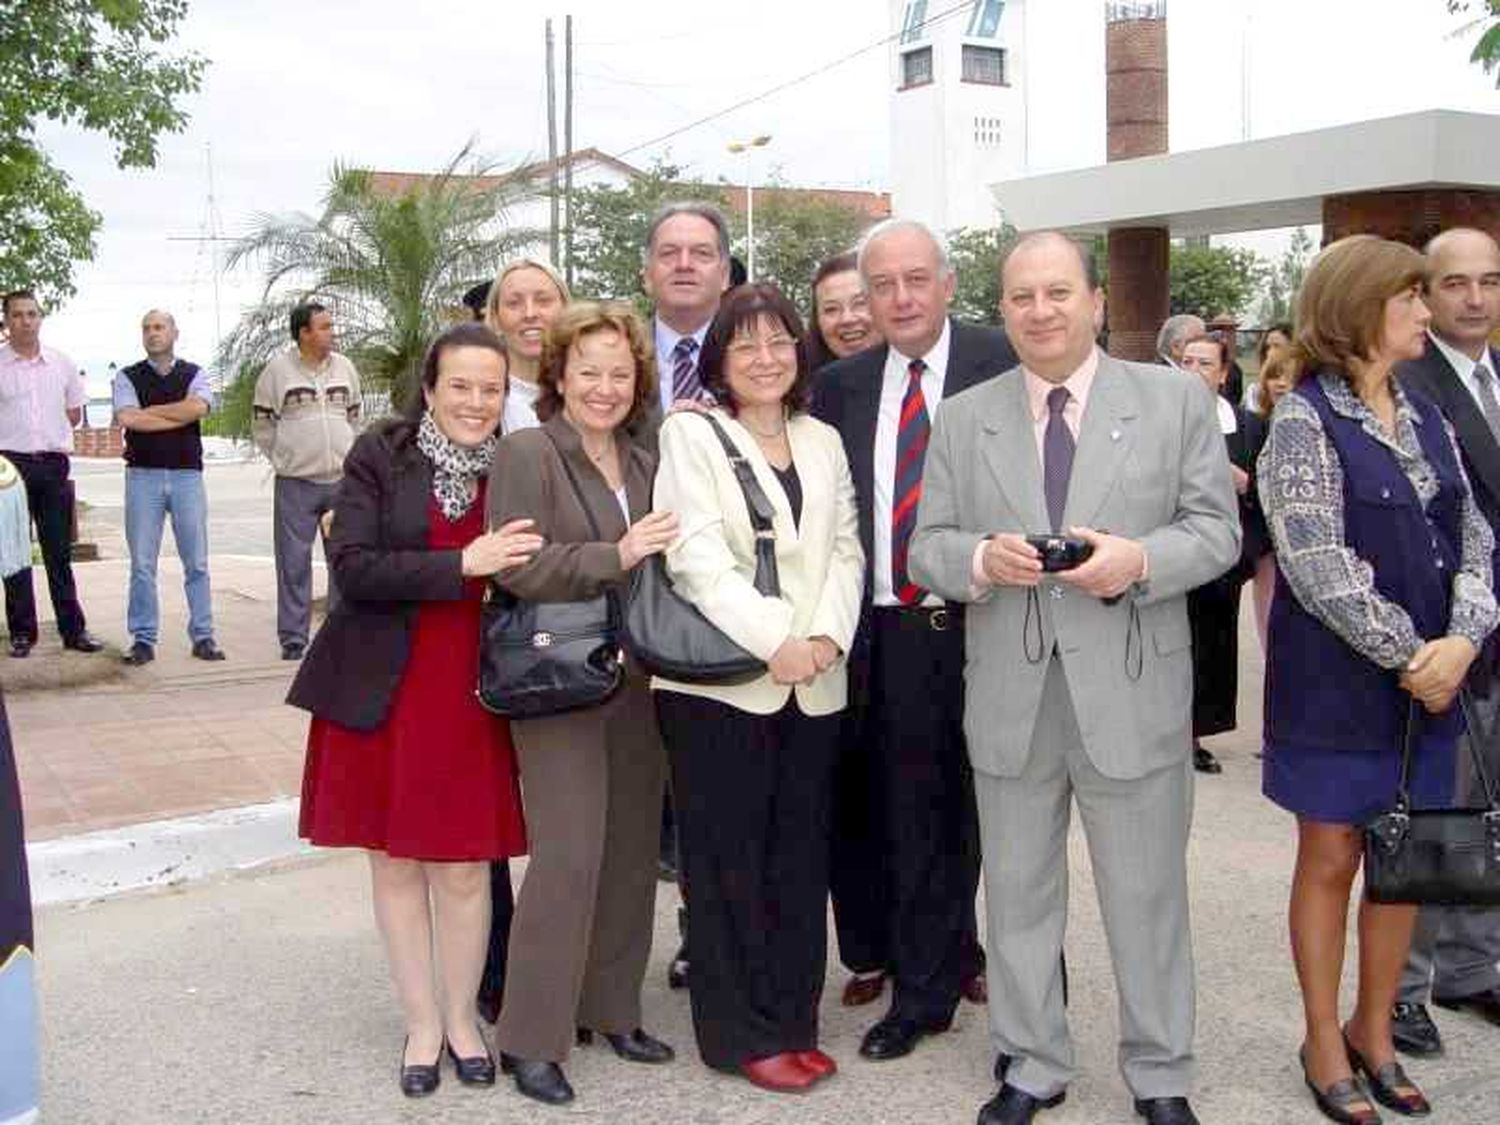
873, 604, 958, 632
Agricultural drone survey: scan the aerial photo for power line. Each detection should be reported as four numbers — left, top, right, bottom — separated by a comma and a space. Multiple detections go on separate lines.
615, 0, 976, 158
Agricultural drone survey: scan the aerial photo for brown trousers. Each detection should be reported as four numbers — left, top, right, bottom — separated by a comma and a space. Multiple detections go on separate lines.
495, 673, 667, 1062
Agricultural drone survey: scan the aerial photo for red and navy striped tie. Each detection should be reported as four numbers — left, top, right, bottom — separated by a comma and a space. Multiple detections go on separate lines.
891, 358, 930, 605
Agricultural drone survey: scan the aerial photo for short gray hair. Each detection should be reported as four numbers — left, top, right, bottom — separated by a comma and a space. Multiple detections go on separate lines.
1155, 313, 1205, 362
642, 201, 731, 263
856, 218, 952, 279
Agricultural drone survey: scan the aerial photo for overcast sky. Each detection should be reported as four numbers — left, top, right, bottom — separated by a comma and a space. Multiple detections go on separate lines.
34, 0, 1500, 392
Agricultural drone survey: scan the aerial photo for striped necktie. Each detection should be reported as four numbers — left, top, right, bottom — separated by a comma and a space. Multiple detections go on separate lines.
671, 337, 701, 402
892, 358, 931, 604
1473, 362, 1500, 442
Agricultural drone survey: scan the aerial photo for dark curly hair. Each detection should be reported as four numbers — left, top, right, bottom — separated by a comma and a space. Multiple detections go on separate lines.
699, 283, 813, 416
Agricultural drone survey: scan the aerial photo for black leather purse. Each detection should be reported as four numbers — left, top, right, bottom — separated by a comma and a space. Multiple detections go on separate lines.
1363, 693, 1500, 907
623, 413, 779, 685
477, 434, 624, 719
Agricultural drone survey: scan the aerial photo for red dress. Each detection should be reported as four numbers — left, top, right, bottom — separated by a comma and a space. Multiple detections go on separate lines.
299, 490, 527, 861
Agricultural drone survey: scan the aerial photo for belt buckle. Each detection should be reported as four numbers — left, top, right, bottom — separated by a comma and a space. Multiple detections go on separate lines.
929, 607, 948, 632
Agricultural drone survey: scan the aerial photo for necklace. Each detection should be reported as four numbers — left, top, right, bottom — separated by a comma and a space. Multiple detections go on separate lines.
584, 440, 613, 463
745, 419, 787, 440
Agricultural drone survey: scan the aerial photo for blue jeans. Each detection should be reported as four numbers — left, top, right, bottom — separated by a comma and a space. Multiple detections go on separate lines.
124, 468, 213, 646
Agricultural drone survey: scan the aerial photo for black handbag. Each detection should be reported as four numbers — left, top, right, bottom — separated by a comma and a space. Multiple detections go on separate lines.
476, 434, 624, 719
623, 413, 780, 685
1363, 692, 1500, 907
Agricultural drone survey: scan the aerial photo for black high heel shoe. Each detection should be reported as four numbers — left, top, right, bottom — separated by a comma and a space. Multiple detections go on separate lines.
576, 1026, 675, 1064
399, 1037, 442, 1098
500, 1053, 575, 1105
446, 1034, 497, 1087
1299, 1047, 1381, 1125
1344, 1032, 1431, 1117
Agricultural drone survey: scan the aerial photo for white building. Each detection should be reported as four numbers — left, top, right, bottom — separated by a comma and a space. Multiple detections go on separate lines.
888, 0, 1104, 233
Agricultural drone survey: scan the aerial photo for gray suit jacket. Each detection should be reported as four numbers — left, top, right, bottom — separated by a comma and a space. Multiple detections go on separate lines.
909, 352, 1240, 781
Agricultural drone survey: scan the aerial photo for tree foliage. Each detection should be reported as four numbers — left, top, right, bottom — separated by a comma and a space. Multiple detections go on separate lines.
0, 0, 205, 304
1169, 244, 1267, 320
1256, 226, 1314, 326
1448, 1, 1500, 85
736, 180, 872, 313
214, 145, 540, 435
946, 225, 1019, 325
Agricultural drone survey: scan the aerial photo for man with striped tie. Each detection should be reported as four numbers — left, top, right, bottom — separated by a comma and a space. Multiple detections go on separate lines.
813, 218, 1017, 1063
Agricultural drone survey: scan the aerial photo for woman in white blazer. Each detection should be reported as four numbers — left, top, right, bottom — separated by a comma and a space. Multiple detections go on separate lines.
652, 284, 864, 1093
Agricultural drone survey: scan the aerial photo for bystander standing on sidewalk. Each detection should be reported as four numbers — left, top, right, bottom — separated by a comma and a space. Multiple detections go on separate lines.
252, 301, 361, 661
112, 309, 225, 665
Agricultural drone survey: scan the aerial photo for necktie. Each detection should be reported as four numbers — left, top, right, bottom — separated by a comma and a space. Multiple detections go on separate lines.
1474, 362, 1500, 442
892, 358, 931, 605
671, 337, 701, 402
1043, 386, 1074, 532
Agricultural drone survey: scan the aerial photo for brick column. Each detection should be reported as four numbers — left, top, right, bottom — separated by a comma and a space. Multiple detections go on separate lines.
1107, 227, 1170, 363
1323, 189, 1500, 249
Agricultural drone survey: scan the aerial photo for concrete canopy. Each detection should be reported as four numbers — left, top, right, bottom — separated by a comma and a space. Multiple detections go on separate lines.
990, 110, 1500, 237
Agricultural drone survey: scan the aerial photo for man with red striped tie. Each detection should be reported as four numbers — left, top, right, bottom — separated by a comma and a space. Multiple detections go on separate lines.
813, 218, 1017, 1062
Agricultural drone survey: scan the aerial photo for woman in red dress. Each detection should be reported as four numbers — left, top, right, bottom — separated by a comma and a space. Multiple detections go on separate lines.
289, 323, 543, 1097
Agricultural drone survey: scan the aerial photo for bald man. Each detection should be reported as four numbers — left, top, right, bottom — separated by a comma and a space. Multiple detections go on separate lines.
112, 310, 224, 664
1393, 227, 1500, 1056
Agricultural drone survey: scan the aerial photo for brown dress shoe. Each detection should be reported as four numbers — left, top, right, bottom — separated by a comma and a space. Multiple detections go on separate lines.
962, 970, 989, 1004
840, 971, 887, 1007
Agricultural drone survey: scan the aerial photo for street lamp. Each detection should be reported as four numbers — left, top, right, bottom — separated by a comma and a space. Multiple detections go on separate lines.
727, 134, 772, 281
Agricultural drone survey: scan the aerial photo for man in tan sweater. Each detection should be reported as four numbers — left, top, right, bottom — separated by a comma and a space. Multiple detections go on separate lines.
252, 301, 360, 659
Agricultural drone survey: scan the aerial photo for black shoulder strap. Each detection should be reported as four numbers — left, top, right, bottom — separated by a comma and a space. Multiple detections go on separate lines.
699, 413, 777, 532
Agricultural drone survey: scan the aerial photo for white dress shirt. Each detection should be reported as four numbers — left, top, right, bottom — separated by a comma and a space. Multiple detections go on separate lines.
502, 374, 542, 435
1430, 330, 1500, 420
873, 320, 951, 607
653, 317, 712, 413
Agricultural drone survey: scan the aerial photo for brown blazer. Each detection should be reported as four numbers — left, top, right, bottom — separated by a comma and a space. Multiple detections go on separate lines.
487, 414, 655, 602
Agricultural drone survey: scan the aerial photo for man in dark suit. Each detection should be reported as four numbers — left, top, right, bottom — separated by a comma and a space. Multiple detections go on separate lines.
813, 217, 1017, 1061
1393, 226, 1500, 1057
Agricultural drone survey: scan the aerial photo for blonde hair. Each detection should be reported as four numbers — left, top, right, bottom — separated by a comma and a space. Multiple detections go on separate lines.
484, 257, 571, 329
1294, 235, 1425, 374
1256, 351, 1300, 419
535, 301, 658, 429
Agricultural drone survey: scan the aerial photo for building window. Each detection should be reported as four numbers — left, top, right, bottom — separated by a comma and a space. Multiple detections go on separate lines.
901, 46, 934, 89
973, 116, 1002, 147
900, 0, 929, 44
966, 0, 1005, 38
961, 44, 1006, 85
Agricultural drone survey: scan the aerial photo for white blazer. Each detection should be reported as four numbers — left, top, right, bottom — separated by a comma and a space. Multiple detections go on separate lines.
651, 408, 865, 716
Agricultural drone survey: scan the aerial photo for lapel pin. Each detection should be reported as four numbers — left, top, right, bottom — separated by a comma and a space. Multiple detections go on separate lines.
1110, 429, 1121, 442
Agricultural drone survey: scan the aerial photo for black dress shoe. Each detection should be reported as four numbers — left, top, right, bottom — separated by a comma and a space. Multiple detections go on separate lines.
858, 1013, 952, 1060
7, 637, 29, 659
191, 638, 226, 661
281, 641, 305, 661
977, 1083, 1066, 1124
399, 1038, 441, 1098
62, 631, 103, 653
1434, 985, 1500, 1027
122, 641, 155, 666
1192, 745, 1222, 774
576, 1026, 675, 1064
1391, 1002, 1443, 1057
667, 942, 689, 990
1134, 1096, 1200, 1125
446, 1037, 497, 1086
500, 1054, 574, 1105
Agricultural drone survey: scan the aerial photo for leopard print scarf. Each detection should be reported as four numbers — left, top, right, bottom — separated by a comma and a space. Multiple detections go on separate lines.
416, 411, 497, 521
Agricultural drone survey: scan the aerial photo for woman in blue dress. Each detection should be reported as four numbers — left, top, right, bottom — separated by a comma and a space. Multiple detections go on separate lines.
1260, 235, 1498, 1124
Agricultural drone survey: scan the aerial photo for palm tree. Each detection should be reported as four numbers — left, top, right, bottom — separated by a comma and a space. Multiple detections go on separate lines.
214, 143, 540, 433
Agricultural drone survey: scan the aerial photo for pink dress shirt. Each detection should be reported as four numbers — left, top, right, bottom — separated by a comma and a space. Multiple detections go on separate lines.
0, 344, 86, 454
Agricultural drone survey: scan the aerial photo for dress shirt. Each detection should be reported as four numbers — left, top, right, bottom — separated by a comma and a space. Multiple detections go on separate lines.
1214, 394, 1238, 436
653, 317, 712, 414
110, 358, 215, 415
873, 320, 951, 607
1429, 330, 1500, 419
0, 343, 87, 453
502, 374, 543, 435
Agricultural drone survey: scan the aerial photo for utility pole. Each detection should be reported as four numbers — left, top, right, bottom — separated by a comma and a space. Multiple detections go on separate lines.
545, 18, 559, 264
563, 14, 575, 286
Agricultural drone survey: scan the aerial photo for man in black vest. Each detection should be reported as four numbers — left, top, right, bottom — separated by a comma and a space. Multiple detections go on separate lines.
1393, 227, 1500, 1056
813, 218, 1016, 1061
111, 309, 224, 664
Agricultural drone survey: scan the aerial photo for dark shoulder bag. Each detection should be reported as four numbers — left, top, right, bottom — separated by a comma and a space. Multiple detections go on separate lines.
1364, 692, 1500, 906
623, 413, 780, 685
477, 434, 624, 719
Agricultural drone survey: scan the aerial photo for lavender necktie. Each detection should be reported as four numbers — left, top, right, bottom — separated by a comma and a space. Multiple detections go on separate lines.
671, 337, 701, 402
1043, 386, 1074, 532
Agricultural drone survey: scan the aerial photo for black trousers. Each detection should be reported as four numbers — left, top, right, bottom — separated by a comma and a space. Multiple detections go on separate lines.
829, 679, 891, 975
479, 860, 515, 1007
656, 691, 840, 1070
859, 605, 982, 1025
2, 452, 86, 643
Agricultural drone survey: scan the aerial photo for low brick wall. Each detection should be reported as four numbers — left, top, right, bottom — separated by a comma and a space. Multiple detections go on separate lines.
73, 426, 124, 460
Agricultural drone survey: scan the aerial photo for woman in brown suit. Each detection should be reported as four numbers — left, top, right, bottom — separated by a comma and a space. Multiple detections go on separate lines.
486, 302, 679, 1107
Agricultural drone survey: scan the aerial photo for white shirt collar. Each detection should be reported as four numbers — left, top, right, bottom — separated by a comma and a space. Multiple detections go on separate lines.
885, 318, 952, 384
1430, 329, 1497, 382
654, 316, 711, 363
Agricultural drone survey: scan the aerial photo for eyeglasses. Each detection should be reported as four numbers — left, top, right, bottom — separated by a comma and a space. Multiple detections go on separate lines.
727, 336, 797, 358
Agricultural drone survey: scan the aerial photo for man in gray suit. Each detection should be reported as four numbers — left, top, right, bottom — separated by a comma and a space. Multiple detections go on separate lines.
910, 233, 1239, 1125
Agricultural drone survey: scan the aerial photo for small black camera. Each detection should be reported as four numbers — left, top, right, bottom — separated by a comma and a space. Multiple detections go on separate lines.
1025, 534, 1094, 573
